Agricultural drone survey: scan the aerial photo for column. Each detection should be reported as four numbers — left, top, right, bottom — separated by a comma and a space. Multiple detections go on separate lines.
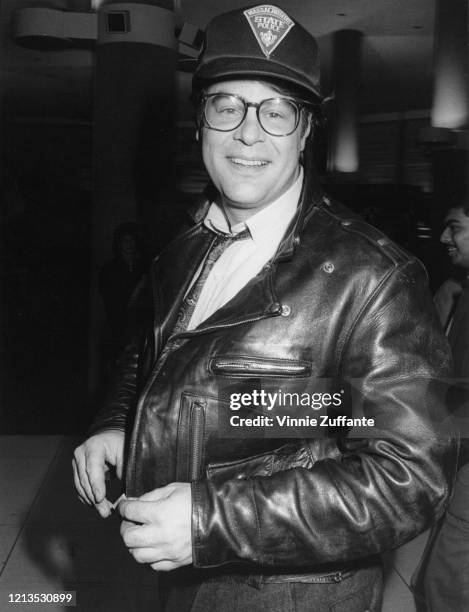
88, 0, 176, 399
432, 0, 468, 129
329, 29, 363, 175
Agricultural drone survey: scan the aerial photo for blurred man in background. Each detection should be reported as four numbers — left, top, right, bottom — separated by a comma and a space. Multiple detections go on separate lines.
416, 202, 469, 612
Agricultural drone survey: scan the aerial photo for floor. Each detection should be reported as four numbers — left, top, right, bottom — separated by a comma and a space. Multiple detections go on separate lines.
0, 436, 428, 612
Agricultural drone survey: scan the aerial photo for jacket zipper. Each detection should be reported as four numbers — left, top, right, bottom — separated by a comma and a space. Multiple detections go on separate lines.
270, 571, 344, 584
166, 311, 281, 345
213, 360, 309, 375
190, 401, 205, 481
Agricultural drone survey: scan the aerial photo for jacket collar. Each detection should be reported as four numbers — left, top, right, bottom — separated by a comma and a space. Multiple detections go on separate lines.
187, 168, 326, 264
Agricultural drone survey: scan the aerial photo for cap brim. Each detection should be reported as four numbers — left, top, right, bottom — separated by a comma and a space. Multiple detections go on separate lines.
194, 57, 323, 103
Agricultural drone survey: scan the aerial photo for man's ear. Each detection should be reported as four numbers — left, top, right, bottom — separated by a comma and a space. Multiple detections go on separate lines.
195, 129, 200, 142
300, 112, 313, 151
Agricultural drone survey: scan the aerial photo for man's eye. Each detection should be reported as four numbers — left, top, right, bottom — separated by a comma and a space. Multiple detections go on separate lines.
218, 106, 239, 114
265, 110, 284, 119
212, 102, 242, 116
261, 101, 294, 121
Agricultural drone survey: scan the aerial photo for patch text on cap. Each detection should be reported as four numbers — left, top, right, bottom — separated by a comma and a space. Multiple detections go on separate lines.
243, 5, 295, 59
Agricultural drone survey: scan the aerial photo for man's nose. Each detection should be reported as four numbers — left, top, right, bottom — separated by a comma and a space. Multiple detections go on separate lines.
440, 227, 452, 244
234, 107, 264, 145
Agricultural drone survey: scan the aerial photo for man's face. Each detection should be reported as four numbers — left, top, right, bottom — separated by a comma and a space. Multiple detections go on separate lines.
119, 234, 137, 257
200, 79, 310, 222
440, 206, 469, 270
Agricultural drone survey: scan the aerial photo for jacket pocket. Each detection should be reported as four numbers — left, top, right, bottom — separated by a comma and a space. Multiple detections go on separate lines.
206, 449, 275, 481
210, 356, 312, 378
176, 394, 206, 482
206, 442, 314, 482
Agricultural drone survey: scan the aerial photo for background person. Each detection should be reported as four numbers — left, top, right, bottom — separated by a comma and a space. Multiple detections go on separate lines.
99, 222, 148, 361
414, 202, 469, 612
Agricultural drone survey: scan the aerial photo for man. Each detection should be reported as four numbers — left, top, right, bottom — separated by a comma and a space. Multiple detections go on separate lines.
435, 205, 469, 344
73, 5, 456, 611
414, 203, 469, 611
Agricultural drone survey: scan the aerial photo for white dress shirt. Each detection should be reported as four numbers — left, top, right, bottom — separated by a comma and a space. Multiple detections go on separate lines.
188, 168, 303, 329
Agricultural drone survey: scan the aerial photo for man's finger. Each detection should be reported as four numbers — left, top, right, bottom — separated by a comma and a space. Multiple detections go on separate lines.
120, 519, 140, 541
73, 451, 95, 505
84, 449, 107, 504
150, 560, 178, 572
95, 499, 113, 519
120, 521, 165, 549
73, 455, 113, 517
72, 458, 91, 505
118, 500, 159, 524
128, 546, 162, 564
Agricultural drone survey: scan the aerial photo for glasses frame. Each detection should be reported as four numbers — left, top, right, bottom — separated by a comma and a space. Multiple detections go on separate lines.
200, 92, 312, 137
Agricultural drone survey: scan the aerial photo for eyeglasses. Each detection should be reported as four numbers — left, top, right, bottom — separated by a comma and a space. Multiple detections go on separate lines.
201, 93, 310, 137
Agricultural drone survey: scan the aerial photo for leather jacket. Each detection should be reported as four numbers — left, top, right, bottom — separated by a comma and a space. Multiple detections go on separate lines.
90, 175, 457, 573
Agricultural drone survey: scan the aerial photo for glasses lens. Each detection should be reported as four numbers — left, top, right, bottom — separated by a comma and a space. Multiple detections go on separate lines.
204, 94, 246, 131
259, 99, 298, 135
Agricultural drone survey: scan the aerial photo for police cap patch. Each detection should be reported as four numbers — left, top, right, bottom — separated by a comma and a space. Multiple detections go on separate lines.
243, 5, 295, 58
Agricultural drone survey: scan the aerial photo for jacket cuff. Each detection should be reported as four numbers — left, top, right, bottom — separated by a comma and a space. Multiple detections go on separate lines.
87, 422, 126, 438
87, 413, 127, 438
191, 479, 259, 568
192, 480, 217, 567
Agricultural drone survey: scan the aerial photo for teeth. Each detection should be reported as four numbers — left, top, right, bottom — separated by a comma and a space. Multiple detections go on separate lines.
231, 158, 267, 166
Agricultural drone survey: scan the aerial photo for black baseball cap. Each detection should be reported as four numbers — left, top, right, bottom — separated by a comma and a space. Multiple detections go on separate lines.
193, 4, 322, 102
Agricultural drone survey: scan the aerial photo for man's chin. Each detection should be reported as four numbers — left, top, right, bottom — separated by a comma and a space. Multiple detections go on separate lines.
449, 255, 469, 270
222, 189, 268, 211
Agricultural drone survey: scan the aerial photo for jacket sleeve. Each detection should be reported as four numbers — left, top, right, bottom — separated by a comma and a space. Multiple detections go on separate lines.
191, 259, 458, 568
87, 330, 146, 436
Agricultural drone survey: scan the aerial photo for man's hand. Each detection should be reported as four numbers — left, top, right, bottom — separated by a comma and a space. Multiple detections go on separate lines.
72, 430, 125, 518
119, 482, 192, 571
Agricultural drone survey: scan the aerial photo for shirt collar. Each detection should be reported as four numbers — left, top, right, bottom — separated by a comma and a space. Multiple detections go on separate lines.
204, 167, 304, 245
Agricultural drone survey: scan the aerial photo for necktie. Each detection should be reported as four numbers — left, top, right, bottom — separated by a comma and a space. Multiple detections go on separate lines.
171, 228, 250, 336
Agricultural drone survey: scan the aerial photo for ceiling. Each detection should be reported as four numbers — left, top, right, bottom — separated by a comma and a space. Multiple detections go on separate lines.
1, 0, 436, 119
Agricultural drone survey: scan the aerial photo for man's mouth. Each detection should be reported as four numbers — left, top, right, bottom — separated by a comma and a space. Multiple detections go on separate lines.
448, 247, 458, 257
229, 157, 269, 167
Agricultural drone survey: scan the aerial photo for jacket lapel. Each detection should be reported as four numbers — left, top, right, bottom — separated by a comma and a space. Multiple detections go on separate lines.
153, 174, 325, 339
153, 224, 214, 341
152, 222, 281, 340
